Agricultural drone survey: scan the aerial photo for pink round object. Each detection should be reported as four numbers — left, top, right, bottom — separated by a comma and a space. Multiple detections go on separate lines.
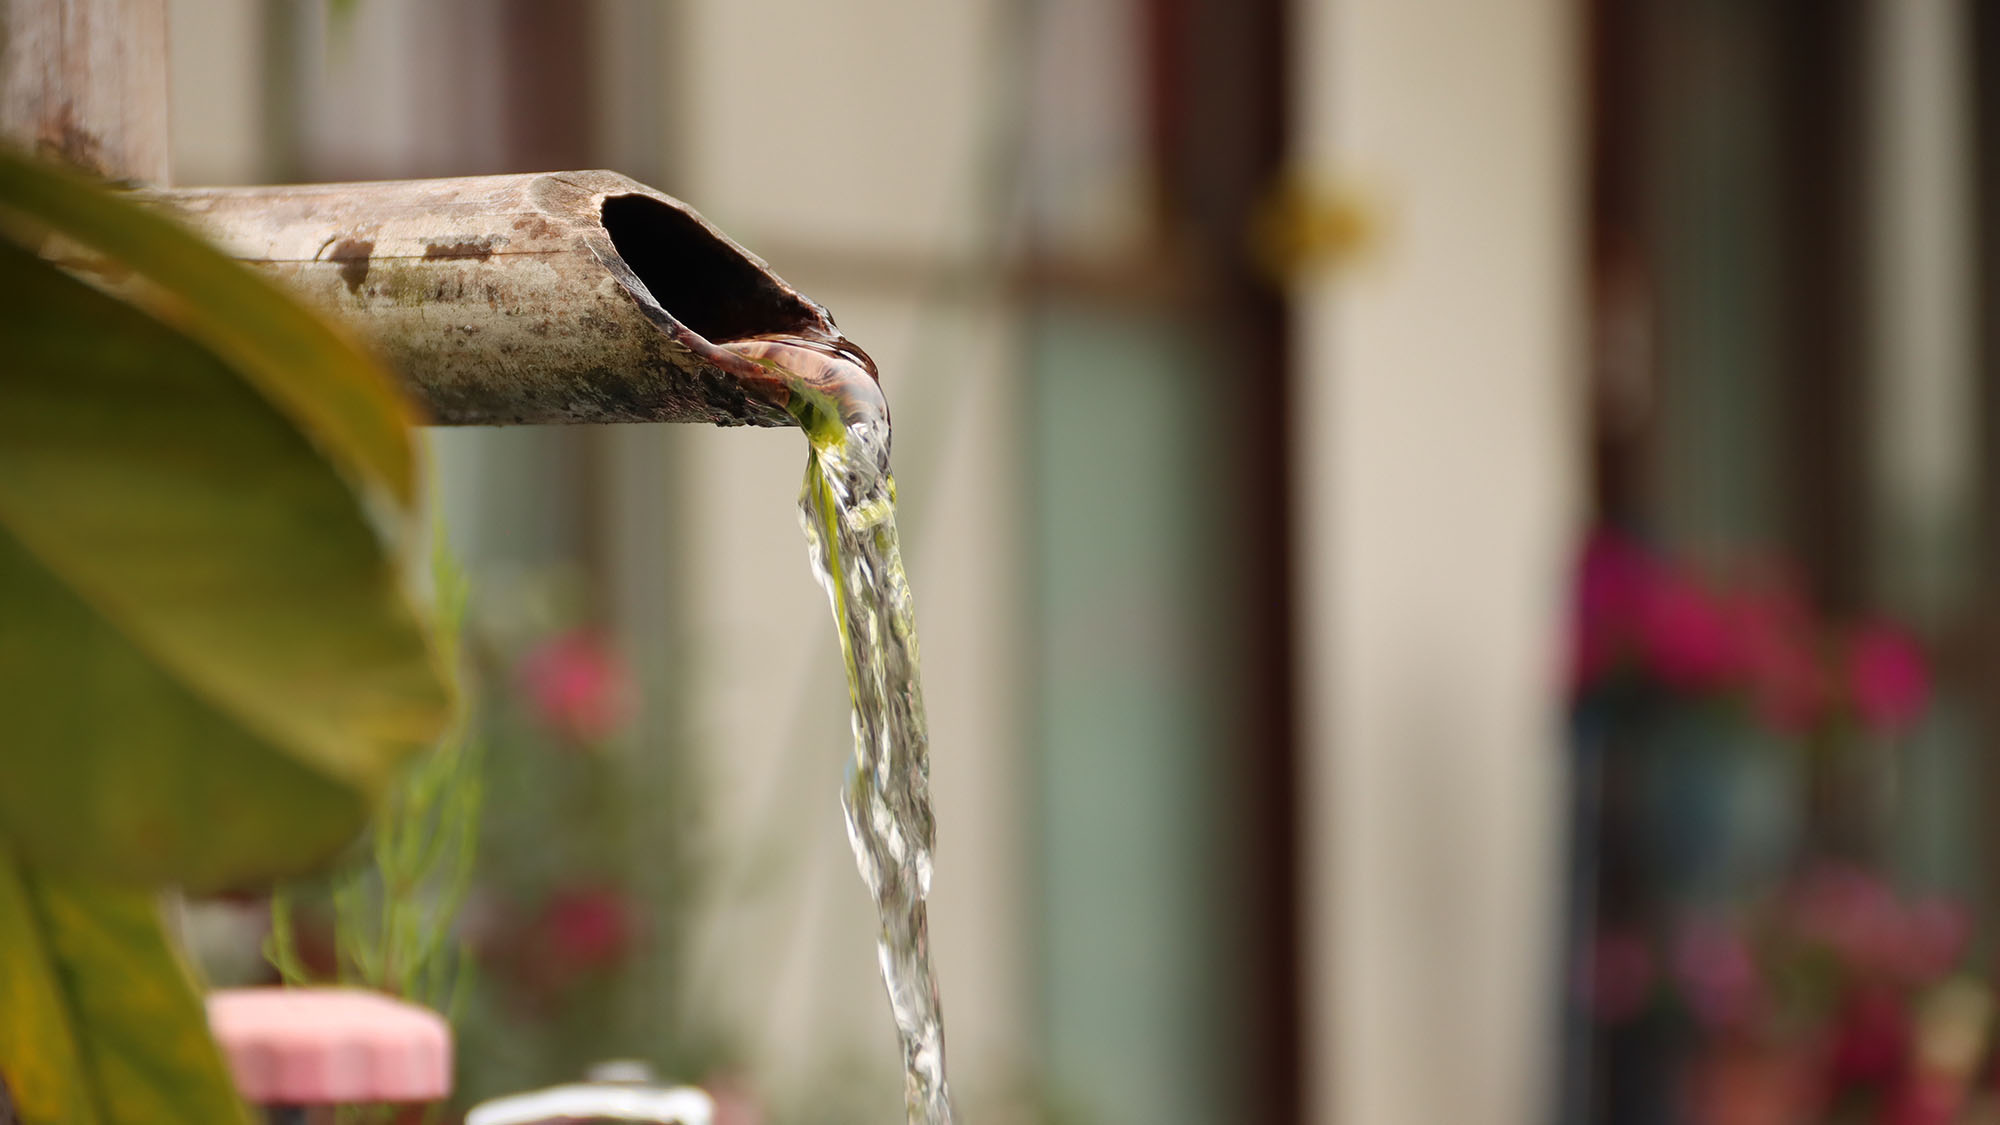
205, 988, 453, 1105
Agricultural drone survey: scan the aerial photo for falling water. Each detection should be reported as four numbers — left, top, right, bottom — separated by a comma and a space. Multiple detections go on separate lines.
721, 338, 955, 1125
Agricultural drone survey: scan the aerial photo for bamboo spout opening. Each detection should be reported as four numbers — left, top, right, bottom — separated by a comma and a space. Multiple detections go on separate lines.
600, 193, 823, 347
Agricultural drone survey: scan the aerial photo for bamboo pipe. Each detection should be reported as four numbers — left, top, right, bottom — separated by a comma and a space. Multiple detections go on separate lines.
1, 0, 868, 426
142, 171, 876, 426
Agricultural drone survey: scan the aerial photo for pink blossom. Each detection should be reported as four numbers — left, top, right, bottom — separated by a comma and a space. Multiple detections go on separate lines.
1572, 532, 1655, 689
1892, 899, 1970, 982
1826, 985, 1910, 1091
541, 886, 638, 971
1673, 917, 1762, 1030
1637, 568, 1741, 692
1727, 577, 1826, 733
1789, 867, 1971, 982
1790, 864, 1902, 971
1848, 624, 1931, 735
1887, 1072, 1962, 1125
517, 630, 636, 743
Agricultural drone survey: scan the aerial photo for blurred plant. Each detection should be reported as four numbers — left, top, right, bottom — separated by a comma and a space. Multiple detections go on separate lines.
265, 534, 482, 1124
261, 551, 753, 1113
1571, 531, 1931, 739
0, 148, 452, 1125
517, 629, 636, 745
1847, 628, 1931, 738
1564, 531, 1972, 1125
1584, 866, 1986, 1124
439, 575, 743, 1109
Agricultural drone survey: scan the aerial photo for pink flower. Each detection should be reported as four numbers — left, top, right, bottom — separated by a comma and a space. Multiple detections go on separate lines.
1895, 899, 1970, 981
1827, 985, 1910, 1091
518, 630, 636, 743
1788, 866, 1969, 983
541, 886, 638, 971
1674, 916, 1762, 1030
1888, 1072, 1962, 1125
1848, 624, 1930, 735
1637, 568, 1741, 692
1790, 864, 1902, 971
1727, 576, 1827, 733
1572, 533, 1656, 690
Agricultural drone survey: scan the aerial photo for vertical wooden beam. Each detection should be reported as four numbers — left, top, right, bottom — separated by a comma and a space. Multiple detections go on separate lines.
1150, 0, 1300, 1118
490, 0, 615, 609
0, 0, 169, 183
1976, 0, 2000, 585
496, 0, 597, 173
1572, 6, 1656, 1119
1969, 0, 2000, 924
1584, 0, 1658, 533
1773, 0, 1872, 616
1767, 0, 1874, 867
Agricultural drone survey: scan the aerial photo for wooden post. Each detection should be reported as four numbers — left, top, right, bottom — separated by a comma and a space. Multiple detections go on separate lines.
0, 0, 169, 183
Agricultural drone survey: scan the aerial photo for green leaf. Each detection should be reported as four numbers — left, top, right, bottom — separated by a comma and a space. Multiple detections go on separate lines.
0, 146, 420, 509
0, 846, 252, 1125
0, 162, 453, 889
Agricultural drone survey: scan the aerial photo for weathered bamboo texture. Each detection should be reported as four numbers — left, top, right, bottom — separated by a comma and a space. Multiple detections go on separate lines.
0, 0, 168, 183
147, 172, 865, 426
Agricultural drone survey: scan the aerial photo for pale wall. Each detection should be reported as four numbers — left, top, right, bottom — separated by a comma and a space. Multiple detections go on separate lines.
1293, 1, 1583, 1123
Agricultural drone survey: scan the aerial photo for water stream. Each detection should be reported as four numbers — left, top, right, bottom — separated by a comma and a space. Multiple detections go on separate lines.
721, 338, 956, 1125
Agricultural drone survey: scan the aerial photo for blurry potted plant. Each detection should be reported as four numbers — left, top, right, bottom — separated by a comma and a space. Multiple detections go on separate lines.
1565, 532, 1980, 1125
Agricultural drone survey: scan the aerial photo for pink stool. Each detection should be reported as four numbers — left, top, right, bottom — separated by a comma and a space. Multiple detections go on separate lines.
207, 988, 452, 1118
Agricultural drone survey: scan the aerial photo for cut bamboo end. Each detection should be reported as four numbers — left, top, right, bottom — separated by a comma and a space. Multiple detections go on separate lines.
142, 170, 872, 427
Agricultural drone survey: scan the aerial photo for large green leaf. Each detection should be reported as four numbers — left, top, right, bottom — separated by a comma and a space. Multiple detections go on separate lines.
0, 146, 419, 507
0, 846, 251, 1125
0, 164, 453, 889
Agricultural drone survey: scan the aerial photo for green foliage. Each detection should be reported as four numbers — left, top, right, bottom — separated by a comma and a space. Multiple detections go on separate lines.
268, 535, 484, 1018
0, 148, 453, 1122
0, 848, 250, 1125
0, 149, 418, 506
264, 538, 482, 1125
0, 149, 452, 888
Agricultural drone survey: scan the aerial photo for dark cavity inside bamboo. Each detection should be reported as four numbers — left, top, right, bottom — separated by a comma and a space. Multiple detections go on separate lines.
142, 170, 875, 426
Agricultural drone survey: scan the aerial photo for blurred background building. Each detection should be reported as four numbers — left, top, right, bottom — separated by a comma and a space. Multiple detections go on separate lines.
161, 0, 2000, 1122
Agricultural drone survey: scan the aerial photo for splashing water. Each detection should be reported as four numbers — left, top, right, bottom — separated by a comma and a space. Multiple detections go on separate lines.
722, 338, 955, 1125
